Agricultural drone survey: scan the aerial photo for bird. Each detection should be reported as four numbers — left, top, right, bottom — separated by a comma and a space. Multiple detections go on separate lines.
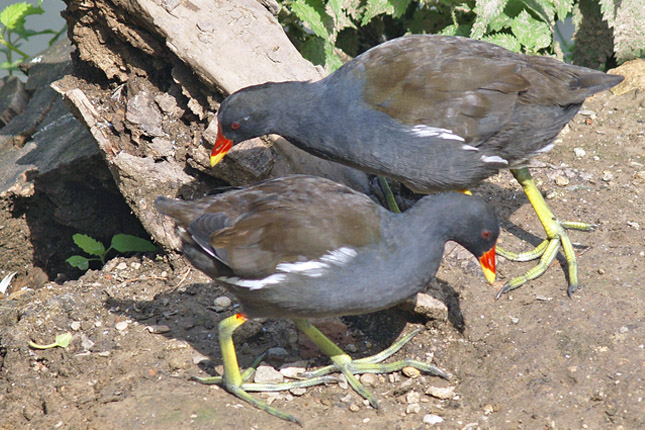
156, 175, 499, 423
210, 34, 624, 298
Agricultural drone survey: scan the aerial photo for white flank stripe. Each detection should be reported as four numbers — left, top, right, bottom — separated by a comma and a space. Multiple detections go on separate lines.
533, 142, 555, 155
218, 274, 287, 290
276, 260, 329, 277
480, 155, 509, 165
320, 247, 357, 265
410, 125, 465, 142
462, 144, 479, 151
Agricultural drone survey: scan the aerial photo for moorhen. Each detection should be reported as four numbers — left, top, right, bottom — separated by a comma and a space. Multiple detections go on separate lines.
211, 34, 624, 297
156, 175, 499, 423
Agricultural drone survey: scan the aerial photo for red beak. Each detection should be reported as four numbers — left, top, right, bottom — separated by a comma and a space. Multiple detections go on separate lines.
210, 122, 233, 167
478, 246, 496, 284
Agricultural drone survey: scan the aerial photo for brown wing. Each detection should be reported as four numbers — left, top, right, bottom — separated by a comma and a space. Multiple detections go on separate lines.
198, 176, 383, 278
357, 36, 531, 140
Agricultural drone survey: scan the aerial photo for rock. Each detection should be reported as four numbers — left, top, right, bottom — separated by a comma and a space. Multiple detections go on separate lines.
425, 385, 456, 399
348, 403, 360, 412
402, 366, 422, 379
400, 292, 448, 321
406, 391, 421, 404
146, 324, 170, 334
115, 321, 128, 331
573, 147, 586, 158
423, 414, 444, 425
555, 175, 570, 186
289, 387, 306, 396
406, 403, 421, 414
359, 373, 376, 387
253, 365, 284, 384
213, 296, 232, 309
70, 321, 82, 331
279, 361, 307, 379
602, 171, 614, 182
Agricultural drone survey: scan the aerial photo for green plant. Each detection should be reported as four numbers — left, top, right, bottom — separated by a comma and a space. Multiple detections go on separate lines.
0, 0, 65, 75
28, 332, 72, 349
278, 0, 575, 70
66, 233, 157, 271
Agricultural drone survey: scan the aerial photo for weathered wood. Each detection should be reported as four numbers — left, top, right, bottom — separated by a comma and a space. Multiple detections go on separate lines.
57, 0, 369, 249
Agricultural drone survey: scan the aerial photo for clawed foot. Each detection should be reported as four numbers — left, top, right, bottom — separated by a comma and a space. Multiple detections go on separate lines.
204, 314, 448, 424
497, 168, 594, 298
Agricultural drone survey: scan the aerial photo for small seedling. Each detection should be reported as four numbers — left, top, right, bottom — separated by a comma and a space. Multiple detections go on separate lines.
66, 233, 157, 271
29, 332, 72, 349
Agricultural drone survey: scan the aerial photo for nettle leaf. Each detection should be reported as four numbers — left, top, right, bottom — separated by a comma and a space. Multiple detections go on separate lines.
72, 234, 105, 256
361, 0, 412, 26
511, 9, 551, 52
66, 255, 90, 271
291, 0, 331, 40
324, 41, 343, 72
471, 0, 508, 39
488, 11, 513, 32
551, 0, 574, 19
482, 32, 522, 52
520, 0, 555, 27
0, 1, 43, 31
111, 234, 156, 253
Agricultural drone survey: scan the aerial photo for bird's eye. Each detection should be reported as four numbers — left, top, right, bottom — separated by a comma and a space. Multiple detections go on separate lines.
482, 231, 492, 240
231, 122, 241, 130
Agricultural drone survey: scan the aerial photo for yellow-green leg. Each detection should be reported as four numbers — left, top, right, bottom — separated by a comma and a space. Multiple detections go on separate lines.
195, 314, 339, 425
293, 319, 448, 408
496, 167, 593, 298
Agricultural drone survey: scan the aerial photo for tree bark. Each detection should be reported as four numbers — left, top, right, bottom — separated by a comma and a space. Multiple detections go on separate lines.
55, 0, 369, 249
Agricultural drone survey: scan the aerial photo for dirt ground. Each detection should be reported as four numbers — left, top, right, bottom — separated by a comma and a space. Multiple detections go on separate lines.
1, 86, 643, 430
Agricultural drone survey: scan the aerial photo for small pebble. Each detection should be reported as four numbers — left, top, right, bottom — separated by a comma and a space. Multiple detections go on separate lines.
598, 268, 606, 275
116, 262, 128, 270
192, 354, 209, 364
130, 262, 141, 270
267, 346, 288, 361
509, 316, 520, 324
402, 366, 421, 379
348, 403, 360, 412
279, 362, 307, 379
627, 221, 640, 230
338, 374, 349, 389
70, 321, 81, 331
555, 175, 569, 186
573, 147, 586, 158
425, 385, 456, 399
253, 365, 284, 384
345, 343, 357, 353
405, 403, 421, 414
545, 190, 557, 200
360, 373, 376, 387
423, 414, 444, 425
406, 391, 421, 404
115, 321, 128, 331
482, 404, 495, 415
290, 387, 306, 396
214, 296, 232, 308
601, 171, 613, 182
146, 324, 170, 334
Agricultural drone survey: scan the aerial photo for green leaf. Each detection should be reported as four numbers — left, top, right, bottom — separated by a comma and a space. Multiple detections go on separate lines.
361, 0, 412, 26
72, 234, 106, 256
66, 255, 90, 271
520, 0, 555, 27
488, 11, 513, 32
471, 0, 508, 39
482, 33, 522, 52
28, 332, 72, 350
511, 9, 552, 52
110, 234, 156, 253
551, 0, 574, 19
323, 41, 343, 72
291, 0, 331, 40
0, 2, 43, 31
